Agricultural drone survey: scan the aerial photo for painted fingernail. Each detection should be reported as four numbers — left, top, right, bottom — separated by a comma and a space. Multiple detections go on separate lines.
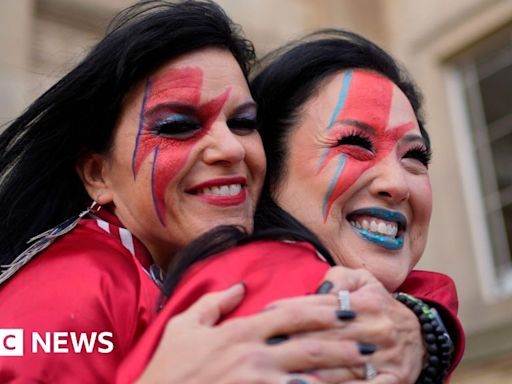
287, 379, 310, 384
266, 334, 289, 345
358, 342, 377, 355
336, 309, 357, 320
315, 280, 334, 294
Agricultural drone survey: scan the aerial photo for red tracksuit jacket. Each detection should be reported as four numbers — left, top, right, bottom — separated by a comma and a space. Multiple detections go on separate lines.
117, 240, 464, 383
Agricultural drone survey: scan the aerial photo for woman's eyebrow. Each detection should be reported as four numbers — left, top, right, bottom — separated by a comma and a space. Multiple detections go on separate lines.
331, 119, 376, 134
400, 133, 426, 145
233, 101, 257, 115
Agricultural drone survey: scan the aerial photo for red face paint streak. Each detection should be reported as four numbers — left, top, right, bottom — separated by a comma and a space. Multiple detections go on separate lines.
132, 67, 231, 225
132, 67, 203, 176
319, 71, 415, 220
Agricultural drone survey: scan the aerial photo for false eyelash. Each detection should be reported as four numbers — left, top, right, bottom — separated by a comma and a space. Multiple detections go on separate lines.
152, 114, 201, 138
335, 129, 374, 152
403, 144, 432, 167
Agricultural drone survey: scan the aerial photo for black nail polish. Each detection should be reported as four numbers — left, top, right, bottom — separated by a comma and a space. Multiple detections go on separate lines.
315, 280, 334, 294
266, 334, 289, 345
336, 309, 357, 320
358, 342, 377, 355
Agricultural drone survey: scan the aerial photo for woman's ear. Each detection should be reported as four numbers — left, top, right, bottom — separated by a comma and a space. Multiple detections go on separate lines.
76, 153, 113, 205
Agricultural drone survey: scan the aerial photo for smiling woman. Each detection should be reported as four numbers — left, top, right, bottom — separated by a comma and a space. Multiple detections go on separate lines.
277, 69, 433, 291
79, 48, 264, 268
0, 1, 274, 382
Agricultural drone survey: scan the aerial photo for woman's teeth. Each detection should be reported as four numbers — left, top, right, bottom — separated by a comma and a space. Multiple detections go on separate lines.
350, 218, 398, 237
197, 184, 242, 196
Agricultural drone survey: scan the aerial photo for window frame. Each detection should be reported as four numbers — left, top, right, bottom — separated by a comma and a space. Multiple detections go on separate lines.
444, 26, 512, 300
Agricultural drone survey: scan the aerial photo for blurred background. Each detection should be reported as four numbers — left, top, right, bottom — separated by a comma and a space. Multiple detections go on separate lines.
1, 0, 511, 381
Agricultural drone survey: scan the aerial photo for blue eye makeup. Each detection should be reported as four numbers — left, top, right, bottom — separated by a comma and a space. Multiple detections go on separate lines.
152, 114, 201, 140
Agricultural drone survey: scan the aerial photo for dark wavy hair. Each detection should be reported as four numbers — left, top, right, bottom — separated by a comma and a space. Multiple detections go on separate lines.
251, 29, 428, 233
0, 0, 255, 266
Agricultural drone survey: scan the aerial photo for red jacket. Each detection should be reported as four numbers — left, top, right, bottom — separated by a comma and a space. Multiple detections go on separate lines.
117, 240, 464, 383
0, 210, 160, 383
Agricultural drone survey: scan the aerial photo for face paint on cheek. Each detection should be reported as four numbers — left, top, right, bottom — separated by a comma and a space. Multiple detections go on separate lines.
322, 154, 346, 218
321, 159, 373, 221
150, 90, 230, 225
131, 67, 230, 225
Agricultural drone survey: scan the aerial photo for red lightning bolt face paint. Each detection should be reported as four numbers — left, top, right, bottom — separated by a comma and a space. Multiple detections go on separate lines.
276, 69, 432, 291
102, 48, 265, 267
318, 70, 414, 220
132, 67, 230, 225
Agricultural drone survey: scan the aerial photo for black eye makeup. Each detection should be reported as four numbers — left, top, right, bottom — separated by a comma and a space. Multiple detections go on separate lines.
402, 144, 432, 167
152, 113, 201, 140
227, 112, 257, 135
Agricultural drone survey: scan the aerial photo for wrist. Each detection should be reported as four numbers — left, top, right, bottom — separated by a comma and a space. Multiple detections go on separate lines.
394, 292, 454, 384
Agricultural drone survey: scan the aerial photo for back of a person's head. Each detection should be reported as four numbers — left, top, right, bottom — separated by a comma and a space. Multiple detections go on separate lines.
0, 0, 255, 264
251, 29, 426, 199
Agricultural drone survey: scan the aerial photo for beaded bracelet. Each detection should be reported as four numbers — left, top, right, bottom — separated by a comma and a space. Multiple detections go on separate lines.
394, 292, 454, 384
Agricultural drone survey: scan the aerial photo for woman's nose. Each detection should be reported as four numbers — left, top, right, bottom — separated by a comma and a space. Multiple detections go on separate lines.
369, 156, 410, 204
202, 123, 246, 165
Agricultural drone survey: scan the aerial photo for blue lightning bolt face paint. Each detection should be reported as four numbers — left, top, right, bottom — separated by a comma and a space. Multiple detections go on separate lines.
317, 71, 353, 170
317, 71, 413, 222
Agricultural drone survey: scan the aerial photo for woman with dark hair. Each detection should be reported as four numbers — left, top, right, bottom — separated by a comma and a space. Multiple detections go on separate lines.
0, 3, 368, 383
118, 30, 464, 383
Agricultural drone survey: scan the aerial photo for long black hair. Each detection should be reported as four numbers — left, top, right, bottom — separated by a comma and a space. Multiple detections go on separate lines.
0, 0, 255, 266
252, 29, 428, 238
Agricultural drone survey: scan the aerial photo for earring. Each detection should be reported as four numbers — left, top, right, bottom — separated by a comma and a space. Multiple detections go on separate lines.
0, 201, 102, 285
88, 200, 102, 215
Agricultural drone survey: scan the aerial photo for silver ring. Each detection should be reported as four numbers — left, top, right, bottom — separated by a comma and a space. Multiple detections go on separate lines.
365, 362, 378, 380
337, 290, 351, 311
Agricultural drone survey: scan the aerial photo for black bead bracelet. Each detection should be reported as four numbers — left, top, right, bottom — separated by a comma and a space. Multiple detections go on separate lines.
394, 292, 454, 384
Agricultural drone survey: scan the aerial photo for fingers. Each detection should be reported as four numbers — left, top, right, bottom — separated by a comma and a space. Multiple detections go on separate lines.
262, 278, 421, 383
271, 339, 370, 372
263, 289, 392, 344
312, 366, 366, 383
318, 266, 381, 293
266, 293, 338, 309
182, 282, 246, 326
342, 372, 400, 384
283, 374, 328, 384
231, 302, 354, 340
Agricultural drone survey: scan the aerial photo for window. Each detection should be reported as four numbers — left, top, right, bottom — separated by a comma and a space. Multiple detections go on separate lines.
449, 25, 512, 295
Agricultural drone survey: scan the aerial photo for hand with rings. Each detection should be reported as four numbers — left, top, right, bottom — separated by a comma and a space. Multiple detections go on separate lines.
279, 266, 426, 383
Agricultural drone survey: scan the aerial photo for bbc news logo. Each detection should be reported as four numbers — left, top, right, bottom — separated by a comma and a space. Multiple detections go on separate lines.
0, 329, 23, 356
0, 329, 114, 356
